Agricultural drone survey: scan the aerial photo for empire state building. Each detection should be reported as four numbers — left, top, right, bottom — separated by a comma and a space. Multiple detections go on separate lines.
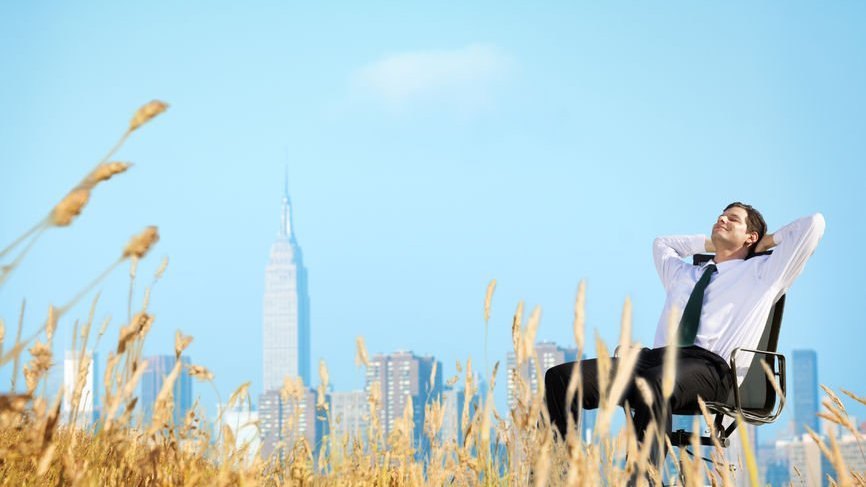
262, 175, 311, 390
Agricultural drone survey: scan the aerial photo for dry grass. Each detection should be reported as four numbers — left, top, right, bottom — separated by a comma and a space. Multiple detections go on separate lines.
1, 101, 865, 486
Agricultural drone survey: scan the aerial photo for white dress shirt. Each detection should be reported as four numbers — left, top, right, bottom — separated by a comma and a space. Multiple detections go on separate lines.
652, 213, 826, 386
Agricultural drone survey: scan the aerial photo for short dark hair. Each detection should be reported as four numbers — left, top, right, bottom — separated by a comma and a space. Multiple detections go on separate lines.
724, 202, 767, 258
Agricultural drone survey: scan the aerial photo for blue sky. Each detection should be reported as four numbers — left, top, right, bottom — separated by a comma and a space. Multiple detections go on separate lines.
2, 1, 864, 441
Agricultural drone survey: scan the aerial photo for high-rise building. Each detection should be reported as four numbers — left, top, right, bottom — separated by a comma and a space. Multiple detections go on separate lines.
830, 432, 866, 481
764, 458, 790, 487
440, 387, 460, 446
727, 423, 758, 487
217, 401, 260, 461
507, 342, 595, 441
440, 381, 483, 446
780, 434, 823, 487
258, 388, 327, 460
792, 350, 819, 436
62, 350, 99, 426
771, 430, 866, 487
507, 341, 576, 410
140, 355, 192, 427
330, 390, 369, 444
263, 172, 311, 389
364, 351, 442, 442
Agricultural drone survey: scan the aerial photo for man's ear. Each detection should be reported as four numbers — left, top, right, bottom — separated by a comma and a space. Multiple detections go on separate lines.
746, 231, 759, 246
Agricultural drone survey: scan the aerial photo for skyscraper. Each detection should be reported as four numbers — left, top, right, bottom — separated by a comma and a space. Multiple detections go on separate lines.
507, 341, 576, 410
364, 351, 442, 441
507, 342, 596, 441
792, 349, 819, 436
258, 388, 327, 460
140, 355, 192, 427
217, 401, 260, 462
440, 381, 484, 446
62, 350, 99, 426
330, 390, 369, 444
263, 172, 311, 390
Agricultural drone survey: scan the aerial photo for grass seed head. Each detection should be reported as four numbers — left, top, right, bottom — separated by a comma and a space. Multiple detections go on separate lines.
484, 278, 496, 323
123, 226, 159, 260
23, 341, 52, 393
175, 330, 193, 358
187, 364, 214, 382
573, 280, 586, 350
51, 188, 91, 227
85, 162, 131, 188
129, 100, 169, 132
155, 256, 169, 280
281, 376, 304, 402
45, 305, 57, 342
355, 336, 369, 368
117, 312, 153, 353
319, 359, 329, 390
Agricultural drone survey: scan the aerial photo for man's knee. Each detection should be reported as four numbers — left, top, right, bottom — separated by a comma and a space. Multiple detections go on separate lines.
544, 362, 571, 392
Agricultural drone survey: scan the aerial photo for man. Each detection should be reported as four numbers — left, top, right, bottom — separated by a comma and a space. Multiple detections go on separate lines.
544, 202, 825, 464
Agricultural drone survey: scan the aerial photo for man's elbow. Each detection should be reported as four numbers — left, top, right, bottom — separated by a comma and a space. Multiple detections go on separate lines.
808, 212, 826, 240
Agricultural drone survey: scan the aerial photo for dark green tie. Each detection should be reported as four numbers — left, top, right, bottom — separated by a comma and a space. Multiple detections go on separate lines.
677, 264, 717, 347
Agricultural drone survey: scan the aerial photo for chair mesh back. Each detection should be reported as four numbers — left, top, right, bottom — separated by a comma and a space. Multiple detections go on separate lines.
693, 253, 785, 415
734, 295, 784, 413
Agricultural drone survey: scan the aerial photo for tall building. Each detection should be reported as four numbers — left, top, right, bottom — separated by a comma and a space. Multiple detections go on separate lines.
726, 423, 758, 487
330, 390, 369, 444
831, 432, 866, 481
507, 342, 596, 441
263, 172, 311, 389
780, 434, 823, 487
440, 382, 483, 446
771, 431, 866, 487
364, 351, 442, 442
764, 458, 790, 487
62, 350, 99, 426
507, 341, 576, 410
440, 387, 460, 446
217, 401, 260, 462
258, 388, 327, 460
792, 350, 819, 436
140, 355, 192, 427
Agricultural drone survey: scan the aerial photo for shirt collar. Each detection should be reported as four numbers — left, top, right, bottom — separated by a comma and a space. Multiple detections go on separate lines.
706, 258, 744, 274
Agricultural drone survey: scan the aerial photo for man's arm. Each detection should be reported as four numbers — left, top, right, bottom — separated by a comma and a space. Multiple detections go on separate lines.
653, 234, 706, 291
754, 232, 776, 253
757, 213, 826, 290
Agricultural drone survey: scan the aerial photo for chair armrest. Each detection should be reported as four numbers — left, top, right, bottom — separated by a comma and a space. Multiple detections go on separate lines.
613, 344, 642, 358
728, 347, 787, 424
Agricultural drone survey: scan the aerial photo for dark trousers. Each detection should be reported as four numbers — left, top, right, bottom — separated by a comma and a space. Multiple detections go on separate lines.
544, 345, 733, 464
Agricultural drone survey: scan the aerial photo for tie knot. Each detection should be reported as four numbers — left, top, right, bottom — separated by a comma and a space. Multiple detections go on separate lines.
699, 264, 717, 282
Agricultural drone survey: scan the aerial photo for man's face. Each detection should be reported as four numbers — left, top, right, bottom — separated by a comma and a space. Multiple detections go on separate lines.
712, 206, 757, 250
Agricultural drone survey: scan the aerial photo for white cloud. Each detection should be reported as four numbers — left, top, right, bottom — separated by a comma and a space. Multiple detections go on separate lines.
353, 44, 512, 111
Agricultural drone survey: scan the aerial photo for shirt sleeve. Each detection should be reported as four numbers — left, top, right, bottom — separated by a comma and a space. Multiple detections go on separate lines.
653, 234, 707, 292
757, 213, 826, 291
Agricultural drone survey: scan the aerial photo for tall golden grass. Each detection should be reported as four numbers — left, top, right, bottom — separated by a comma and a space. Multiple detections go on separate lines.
1, 101, 864, 486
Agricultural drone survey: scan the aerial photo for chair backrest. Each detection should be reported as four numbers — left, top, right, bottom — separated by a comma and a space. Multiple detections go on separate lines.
693, 252, 785, 414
